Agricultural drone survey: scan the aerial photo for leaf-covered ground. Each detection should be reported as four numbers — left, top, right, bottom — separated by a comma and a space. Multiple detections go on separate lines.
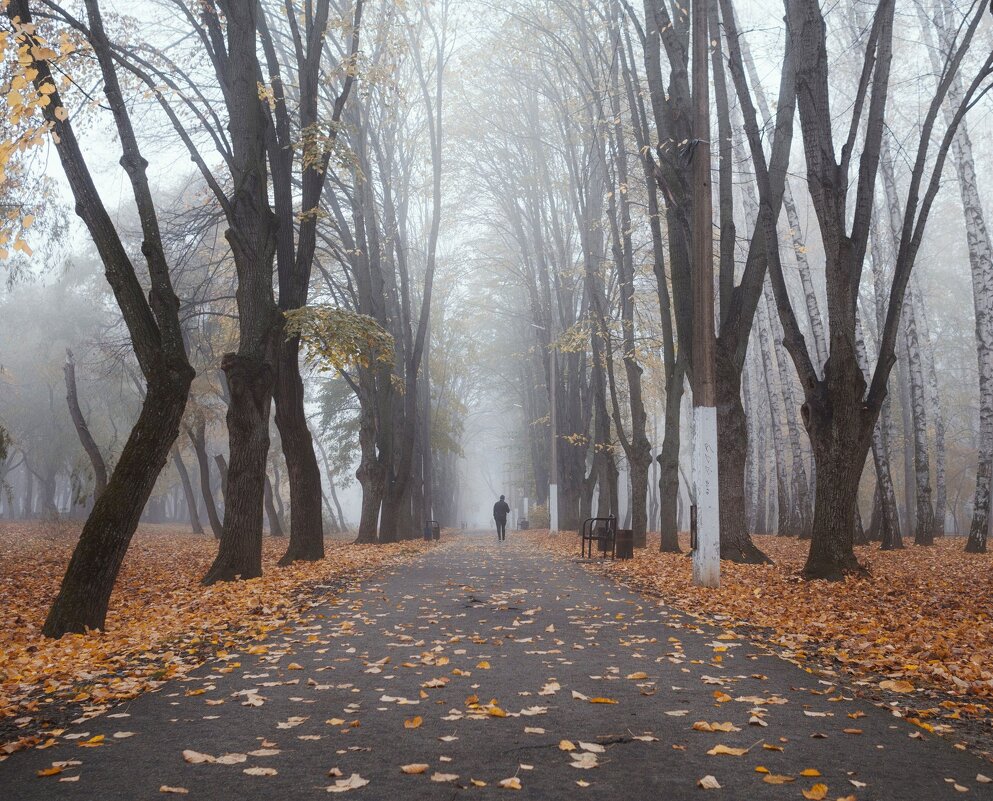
0, 522, 432, 755
532, 532, 993, 749
1, 531, 989, 799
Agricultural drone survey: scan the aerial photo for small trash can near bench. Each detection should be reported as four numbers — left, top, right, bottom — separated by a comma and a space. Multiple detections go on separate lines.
615, 529, 634, 559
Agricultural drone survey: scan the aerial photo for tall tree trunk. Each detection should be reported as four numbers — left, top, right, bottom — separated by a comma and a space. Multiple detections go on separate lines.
913, 282, 946, 536
917, 0, 993, 554
44, 367, 193, 635
902, 297, 936, 545
64, 349, 108, 499
716, 346, 769, 561
264, 473, 284, 537
172, 448, 202, 534
802, 351, 875, 579
856, 314, 900, 549
187, 420, 222, 540
274, 337, 324, 563
202, 2, 280, 585
39, 467, 58, 517
757, 299, 793, 536
879, 145, 935, 545
753, 402, 768, 535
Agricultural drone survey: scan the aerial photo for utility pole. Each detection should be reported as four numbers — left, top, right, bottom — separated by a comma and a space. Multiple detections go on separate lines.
690, 0, 720, 587
549, 349, 559, 534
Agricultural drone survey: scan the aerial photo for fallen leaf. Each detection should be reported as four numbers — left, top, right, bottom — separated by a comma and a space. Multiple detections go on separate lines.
404, 716, 423, 729
243, 767, 277, 776
707, 744, 749, 756
401, 764, 429, 775
498, 777, 522, 789
325, 773, 369, 793
802, 783, 828, 800
570, 752, 599, 769
698, 775, 721, 789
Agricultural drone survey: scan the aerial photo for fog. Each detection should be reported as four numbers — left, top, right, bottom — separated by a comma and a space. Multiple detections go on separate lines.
1, 0, 991, 570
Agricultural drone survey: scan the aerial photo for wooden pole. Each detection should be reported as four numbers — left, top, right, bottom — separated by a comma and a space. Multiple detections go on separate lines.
691, 0, 720, 587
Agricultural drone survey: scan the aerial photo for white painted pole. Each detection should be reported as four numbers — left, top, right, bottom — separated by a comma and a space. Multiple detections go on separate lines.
692, 406, 720, 587
549, 484, 559, 534
549, 349, 559, 535
691, 0, 719, 588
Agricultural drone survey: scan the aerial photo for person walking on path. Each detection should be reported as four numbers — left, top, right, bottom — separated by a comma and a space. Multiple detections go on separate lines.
493, 495, 511, 541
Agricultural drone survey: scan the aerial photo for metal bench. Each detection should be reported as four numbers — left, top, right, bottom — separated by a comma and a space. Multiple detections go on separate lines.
581, 515, 617, 559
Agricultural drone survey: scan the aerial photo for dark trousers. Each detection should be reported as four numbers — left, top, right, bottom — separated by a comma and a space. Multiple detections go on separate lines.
496, 519, 507, 540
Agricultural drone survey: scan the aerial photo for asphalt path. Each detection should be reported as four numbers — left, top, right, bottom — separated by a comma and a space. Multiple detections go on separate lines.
3, 530, 991, 799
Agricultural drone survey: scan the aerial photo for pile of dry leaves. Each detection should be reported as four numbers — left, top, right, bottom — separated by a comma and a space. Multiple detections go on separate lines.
0, 522, 432, 752
534, 532, 993, 708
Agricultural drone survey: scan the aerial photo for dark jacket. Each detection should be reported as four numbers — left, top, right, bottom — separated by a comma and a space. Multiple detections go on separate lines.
493, 500, 511, 521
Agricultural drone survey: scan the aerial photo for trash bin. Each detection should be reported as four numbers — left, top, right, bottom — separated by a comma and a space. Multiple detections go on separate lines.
615, 529, 634, 559
519, 518, 529, 530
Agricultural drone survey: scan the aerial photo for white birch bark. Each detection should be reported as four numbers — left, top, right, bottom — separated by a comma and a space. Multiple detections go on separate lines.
922, 1, 993, 551
757, 298, 793, 535
878, 137, 935, 544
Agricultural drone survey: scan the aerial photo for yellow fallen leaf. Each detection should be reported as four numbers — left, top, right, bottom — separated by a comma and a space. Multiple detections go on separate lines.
802, 783, 828, 800
693, 721, 739, 733
400, 764, 429, 775
37, 766, 63, 777
762, 774, 795, 785
879, 679, 915, 693
477, 661, 491, 669
404, 716, 423, 729
707, 744, 748, 756
626, 672, 648, 680
589, 697, 617, 704
287, 662, 304, 670
471, 779, 487, 787
800, 769, 821, 777
559, 740, 576, 751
